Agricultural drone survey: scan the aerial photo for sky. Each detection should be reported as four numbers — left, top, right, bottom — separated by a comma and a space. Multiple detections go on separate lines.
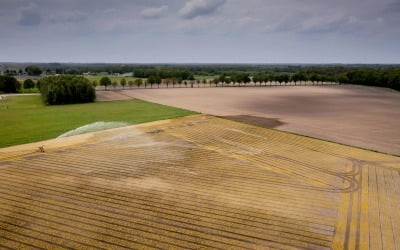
0, 0, 399, 63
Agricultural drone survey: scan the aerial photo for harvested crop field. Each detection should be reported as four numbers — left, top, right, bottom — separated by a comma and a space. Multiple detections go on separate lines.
116, 85, 400, 155
0, 115, 399, 249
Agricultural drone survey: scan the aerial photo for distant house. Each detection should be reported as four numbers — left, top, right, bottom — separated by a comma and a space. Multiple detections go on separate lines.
99, 72, 109, 76
5, 67, 18, 75
122, 72, 134, 77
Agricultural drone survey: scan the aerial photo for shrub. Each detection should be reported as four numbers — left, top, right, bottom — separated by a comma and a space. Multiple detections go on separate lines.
0, 75, 21, 93
23, 79, 35, 89
38, 75, 96, 105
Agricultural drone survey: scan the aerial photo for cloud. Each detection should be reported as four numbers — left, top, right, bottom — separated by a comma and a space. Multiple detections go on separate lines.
48, 10, 87, 23
140, 5, 168, 19
18, 10, 41, 26
384, 0, 400, 19
376, 17, 385, 24
16, 2, 42, 27
264, 12, 362, 34
301, 13, 349, 33
235, 16, 261, 28
1, 0, 399, 63
179, 0, 226, 19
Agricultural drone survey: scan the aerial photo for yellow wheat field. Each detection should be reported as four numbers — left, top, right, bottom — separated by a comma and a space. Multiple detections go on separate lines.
0, 115, 399, 249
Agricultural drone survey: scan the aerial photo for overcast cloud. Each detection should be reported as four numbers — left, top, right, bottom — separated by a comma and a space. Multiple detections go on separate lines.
179, 0, 226, 19
140, 5, 169, 19
0, 0, 399, 63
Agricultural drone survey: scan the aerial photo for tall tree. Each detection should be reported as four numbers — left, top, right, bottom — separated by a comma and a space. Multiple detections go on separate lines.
134, 78, 143, 88
25, 65, 42, 76
100, 76, 111, 90
92, 80, 99, 88
120, 78, 127, 89
112, 81, 118, 89
128, 80, 134, 89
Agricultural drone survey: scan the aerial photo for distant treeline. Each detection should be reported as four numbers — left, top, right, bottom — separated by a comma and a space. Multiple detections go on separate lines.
1, 63, 400, 91
344, 69, 400, 90
215, 73, 251, 84
215, 68, 400, 91
3, 62, 397, 75
133, 69, 195, 80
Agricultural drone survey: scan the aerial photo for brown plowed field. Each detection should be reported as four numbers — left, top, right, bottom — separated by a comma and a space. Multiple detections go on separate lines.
111, 85, 400, 155
1, 115, 399, 249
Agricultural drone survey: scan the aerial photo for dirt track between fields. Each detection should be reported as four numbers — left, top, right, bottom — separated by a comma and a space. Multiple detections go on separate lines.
99, 85, 400, 155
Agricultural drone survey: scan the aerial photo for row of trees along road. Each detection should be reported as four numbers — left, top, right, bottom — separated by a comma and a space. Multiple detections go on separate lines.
4, 67, 398, 94
98, 76, 188, 89
95, 72, 378, 90
99, 69, 399, 91
215, 69, 400, 91
83, 67, 400, 90
251, 72, 336, 84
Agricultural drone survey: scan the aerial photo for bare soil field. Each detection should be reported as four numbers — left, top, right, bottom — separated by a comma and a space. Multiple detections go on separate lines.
0, 115, 399, 249
110, 85, 400, 155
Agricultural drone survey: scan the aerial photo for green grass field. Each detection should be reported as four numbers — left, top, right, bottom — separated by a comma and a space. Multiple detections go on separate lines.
194, 75, 219, 81
84, 75, 139, 83
0, 95, 196, 148
19, 87, 40, 93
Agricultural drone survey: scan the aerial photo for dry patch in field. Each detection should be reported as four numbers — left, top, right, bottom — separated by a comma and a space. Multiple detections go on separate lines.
95, 90, 133, 101
0, 115, 399, 249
